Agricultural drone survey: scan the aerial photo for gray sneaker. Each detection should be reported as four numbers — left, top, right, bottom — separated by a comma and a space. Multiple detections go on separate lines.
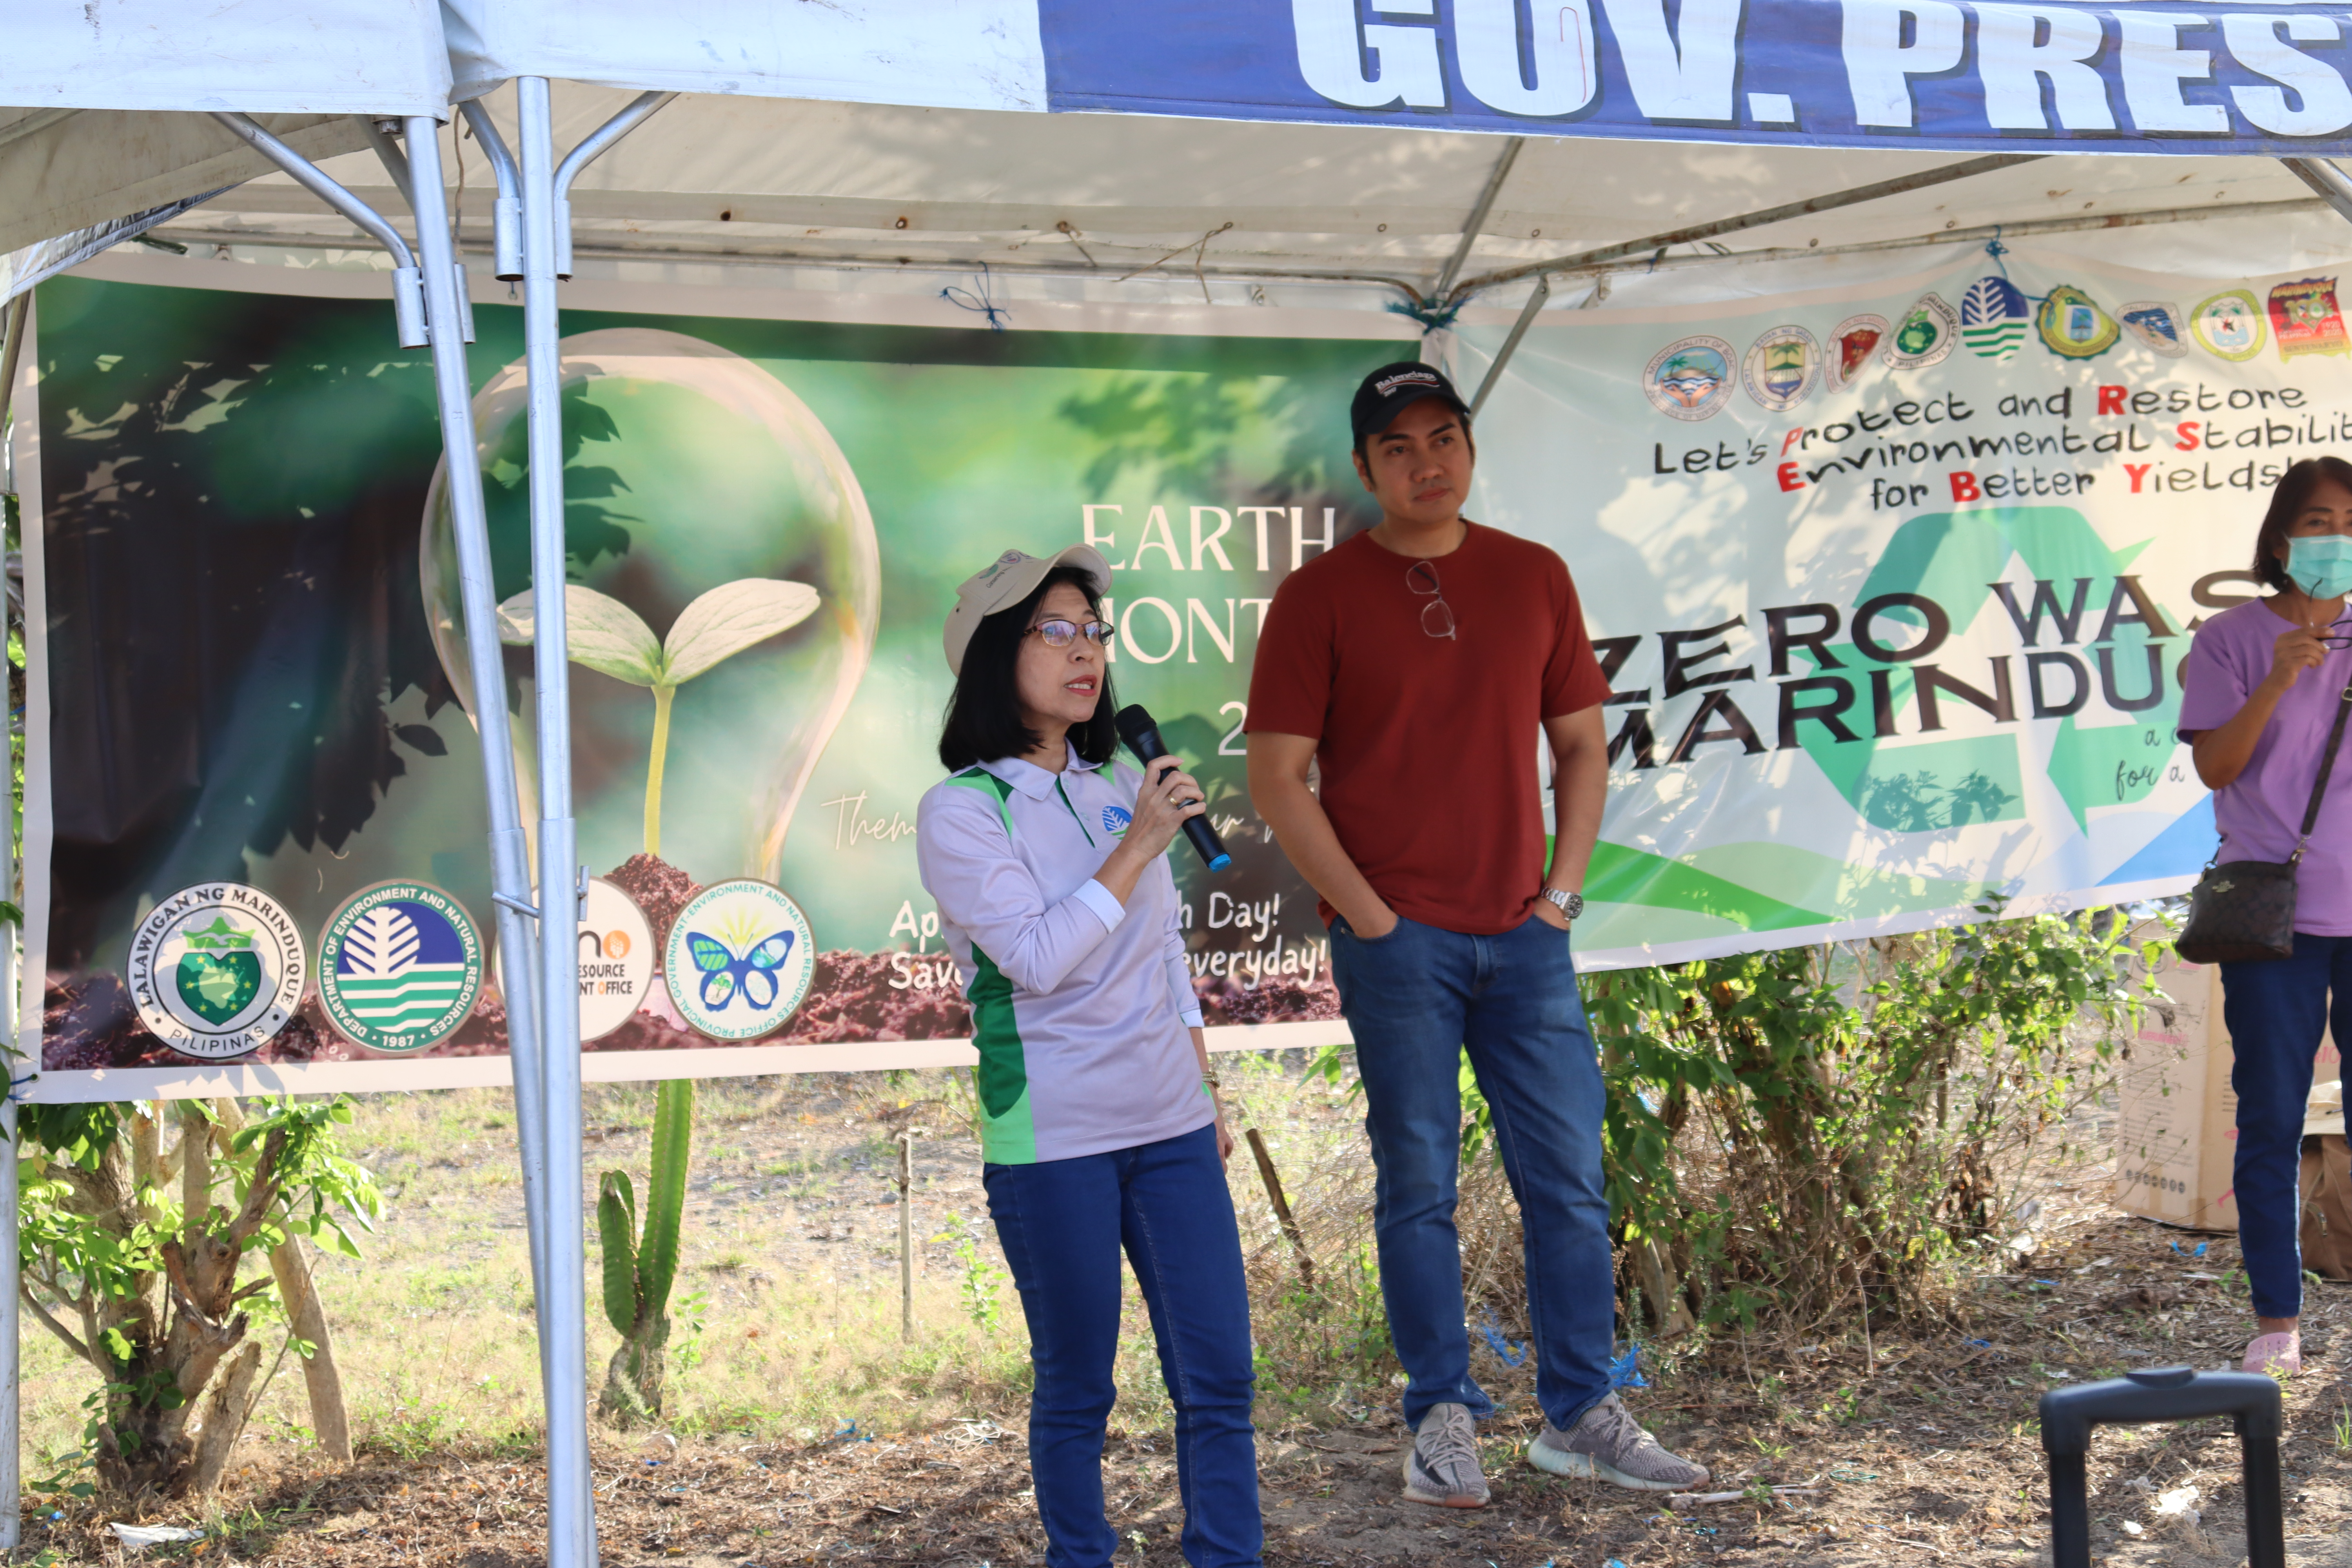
1526, 1392, 1710, 1491
1402, 1401, 1490, 1508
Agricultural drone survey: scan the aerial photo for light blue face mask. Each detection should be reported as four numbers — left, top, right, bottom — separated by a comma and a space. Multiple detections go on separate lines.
2287, 534, 2352, 600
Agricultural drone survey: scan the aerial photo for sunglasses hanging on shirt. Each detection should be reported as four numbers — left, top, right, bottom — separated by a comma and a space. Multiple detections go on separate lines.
1406, 561, 1456, 641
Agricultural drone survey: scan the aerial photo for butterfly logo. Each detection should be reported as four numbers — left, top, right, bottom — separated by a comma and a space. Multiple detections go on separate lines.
685, 927, 796, 1011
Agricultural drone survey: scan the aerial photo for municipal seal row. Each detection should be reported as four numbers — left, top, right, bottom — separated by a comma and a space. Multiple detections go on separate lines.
123, 877, 818, 1062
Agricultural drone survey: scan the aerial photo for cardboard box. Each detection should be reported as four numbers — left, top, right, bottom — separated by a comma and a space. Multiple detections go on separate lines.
2115, 942, 2341, 1232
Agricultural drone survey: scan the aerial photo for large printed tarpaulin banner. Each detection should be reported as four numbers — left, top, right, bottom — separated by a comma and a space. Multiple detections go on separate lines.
1458, 246, 2323, 959
431, 0, 2352, 158
31, 0, 2352, 160
14, 249, 2333, 1098
1044, 0, 2352, 157
19, 266, 1406, 1100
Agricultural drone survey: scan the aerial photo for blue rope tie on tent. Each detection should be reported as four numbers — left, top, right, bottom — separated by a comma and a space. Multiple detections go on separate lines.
7, 1072, 36, 1104
940, 261, 1009, 331
1389, 296, 1466, 333
1985, 226, 2011, 279
1609, 1343, 1648, 1389
1979, 227, 2051, 304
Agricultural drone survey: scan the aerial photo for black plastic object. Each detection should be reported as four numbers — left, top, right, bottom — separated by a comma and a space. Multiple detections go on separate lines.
1112, 705, 1231, 872
2039, 1365, 2283, 1568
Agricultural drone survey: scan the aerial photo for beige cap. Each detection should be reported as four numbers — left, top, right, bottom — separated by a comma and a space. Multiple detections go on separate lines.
942, 544, 1112, 676
2308, 1078, 2346, 1138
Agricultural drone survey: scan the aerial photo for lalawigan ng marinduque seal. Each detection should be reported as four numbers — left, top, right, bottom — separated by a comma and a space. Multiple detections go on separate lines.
127, 883, 308, 1060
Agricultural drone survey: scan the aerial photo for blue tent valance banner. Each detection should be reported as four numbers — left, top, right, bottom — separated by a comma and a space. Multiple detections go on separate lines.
1040, 0, 2352, 157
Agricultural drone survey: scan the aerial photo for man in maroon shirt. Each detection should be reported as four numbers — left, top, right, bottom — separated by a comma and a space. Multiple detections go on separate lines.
1247, 363, 1708, 1509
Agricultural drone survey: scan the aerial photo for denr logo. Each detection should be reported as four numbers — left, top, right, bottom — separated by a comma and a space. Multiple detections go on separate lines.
1290, 0, 1599, 114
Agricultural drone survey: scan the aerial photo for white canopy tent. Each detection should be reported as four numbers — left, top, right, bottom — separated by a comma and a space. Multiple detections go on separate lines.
11, 3, 2352, 1562
16, 98, 2352, 298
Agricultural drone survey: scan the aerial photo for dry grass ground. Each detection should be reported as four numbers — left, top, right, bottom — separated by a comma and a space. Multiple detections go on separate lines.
20, 1055, 2352, 1566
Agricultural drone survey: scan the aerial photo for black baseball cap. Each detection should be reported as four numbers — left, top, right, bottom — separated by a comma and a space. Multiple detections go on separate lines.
1350, 361, 1471, 443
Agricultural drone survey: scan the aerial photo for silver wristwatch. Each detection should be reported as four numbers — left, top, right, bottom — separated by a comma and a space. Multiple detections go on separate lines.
1543, 888, 1583, 921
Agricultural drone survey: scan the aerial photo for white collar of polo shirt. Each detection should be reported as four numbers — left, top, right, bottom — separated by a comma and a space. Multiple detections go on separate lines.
980, 740, 1107, 798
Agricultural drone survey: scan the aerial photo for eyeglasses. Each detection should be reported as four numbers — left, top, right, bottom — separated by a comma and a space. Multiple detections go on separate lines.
1027, 617, 1115, 650
1406, 561, 1456, 640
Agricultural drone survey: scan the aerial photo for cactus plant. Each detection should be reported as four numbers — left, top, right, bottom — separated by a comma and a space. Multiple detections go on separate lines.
597, 1078, 694, 1425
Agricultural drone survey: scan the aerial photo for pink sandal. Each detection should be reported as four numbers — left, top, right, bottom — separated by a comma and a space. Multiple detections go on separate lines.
2243, 1332, 2302, 1376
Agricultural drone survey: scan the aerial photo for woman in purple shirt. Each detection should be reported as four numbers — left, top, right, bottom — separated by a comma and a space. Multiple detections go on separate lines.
2179, 456, 2352, 1377
917, 545, 1260, 1568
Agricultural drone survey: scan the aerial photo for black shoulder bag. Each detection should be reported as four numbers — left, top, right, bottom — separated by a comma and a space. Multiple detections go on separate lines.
2176, 676, 2352, 965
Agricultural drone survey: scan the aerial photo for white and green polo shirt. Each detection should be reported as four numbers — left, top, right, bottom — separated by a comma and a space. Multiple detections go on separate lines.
915, 744, 1210, 1165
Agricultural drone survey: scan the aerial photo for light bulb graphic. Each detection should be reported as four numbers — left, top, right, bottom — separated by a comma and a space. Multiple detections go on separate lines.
421, 329, 880, 887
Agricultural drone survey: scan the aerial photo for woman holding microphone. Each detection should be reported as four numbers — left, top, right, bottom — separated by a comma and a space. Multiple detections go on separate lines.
2180, 456, 2352, 1377
916, 545, 1259, 1568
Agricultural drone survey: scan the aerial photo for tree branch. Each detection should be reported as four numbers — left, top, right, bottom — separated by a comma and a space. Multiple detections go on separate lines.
227, 1129, 290, 1247
18, 1282, 93, 1363
160, 1241, 233, 1343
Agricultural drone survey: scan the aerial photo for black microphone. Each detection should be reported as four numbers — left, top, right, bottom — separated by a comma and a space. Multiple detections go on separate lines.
1114, 705, 1232, 873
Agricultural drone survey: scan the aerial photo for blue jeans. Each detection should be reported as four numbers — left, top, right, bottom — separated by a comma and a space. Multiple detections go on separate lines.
2223, 933, 2352, 1321
983, 1123, 1261, 1568
1329, 911, 1615, 1433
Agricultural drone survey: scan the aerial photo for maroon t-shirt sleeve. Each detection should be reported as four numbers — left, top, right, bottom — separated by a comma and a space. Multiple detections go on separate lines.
1541, 558, 1610, 719
1246, 570, 1335, 739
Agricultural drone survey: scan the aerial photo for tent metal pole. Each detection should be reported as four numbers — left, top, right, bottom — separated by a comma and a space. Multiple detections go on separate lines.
1448, 152, 2043, 305
2279, 158, 2352, 227
1430, 135, 1523, 304
550, 91, 675, 279
361, 119, 415, 210
0, 654, 19, 1556
191, 110, 556, 1529
1467, 271, 1550, 418
1454, 151, 2039, 412
402, 110, 558, 1457
458, 100, 525, 281
0, 295, 27, 444
143, 189, 2327, 303
0, 1087, 16, 1559
517, 74, 597, 1568
207, 114, 428, 348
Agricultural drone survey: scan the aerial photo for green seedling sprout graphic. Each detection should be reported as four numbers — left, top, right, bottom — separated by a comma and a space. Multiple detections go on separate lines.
498, 579, 820, 856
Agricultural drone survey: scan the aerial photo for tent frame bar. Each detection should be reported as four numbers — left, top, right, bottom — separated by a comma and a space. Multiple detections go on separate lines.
517, 75, 597, 1568
147, 227, 1436, 303
1464, 151, 2040, 412
362, 119, 414, 207
1430, 135, 1524, 304
2281, 156, 2352, 226
458, 100, 526, 280
1609, 194, 2332, 276
552, 92, 677, 279
209, 113, 427, 347
505, 76, 673, 1568
1448, 152, 2043, 305
0, 295, 25, 439
0, 287, 24, 1559
1468, 273, 1546, 419
398, 111, 566, 1566
182, 104, 589, 1567
136, 184, 2331, 330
